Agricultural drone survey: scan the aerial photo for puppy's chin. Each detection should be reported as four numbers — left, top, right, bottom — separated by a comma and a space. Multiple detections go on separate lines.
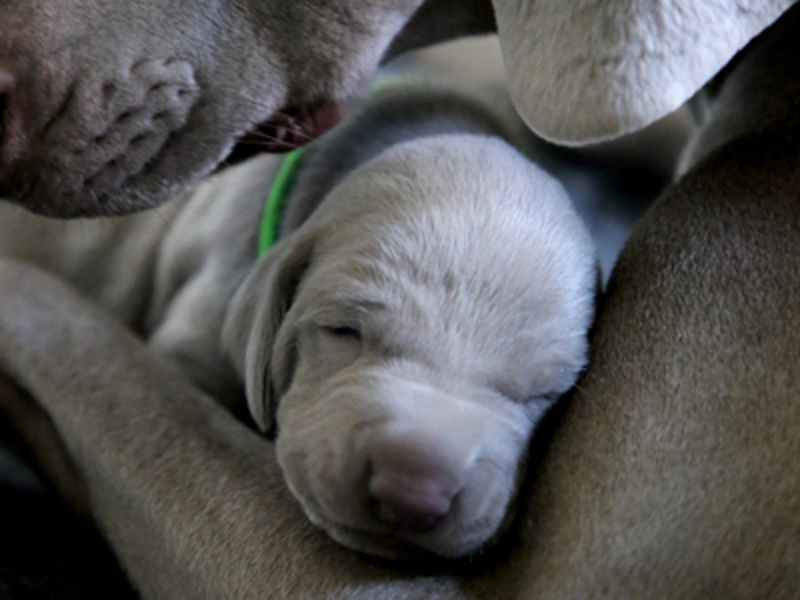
322, 524, 436, 562
309, 489, 525, 562
321, 521, 489, 562
274, 369, 537, 560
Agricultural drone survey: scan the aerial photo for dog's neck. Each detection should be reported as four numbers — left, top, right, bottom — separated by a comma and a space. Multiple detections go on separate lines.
274, 82, 523, 239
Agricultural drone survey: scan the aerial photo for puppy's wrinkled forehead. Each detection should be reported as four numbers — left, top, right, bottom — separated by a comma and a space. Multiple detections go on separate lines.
307, 135, 593, 304
293, 134, 596, 395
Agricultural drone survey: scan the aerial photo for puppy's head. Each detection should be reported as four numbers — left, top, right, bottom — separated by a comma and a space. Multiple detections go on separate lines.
0, 0, 429, 217
224, 135, 596, 559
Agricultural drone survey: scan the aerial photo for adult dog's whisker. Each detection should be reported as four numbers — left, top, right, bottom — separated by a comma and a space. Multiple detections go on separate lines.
236, 140, 303, 150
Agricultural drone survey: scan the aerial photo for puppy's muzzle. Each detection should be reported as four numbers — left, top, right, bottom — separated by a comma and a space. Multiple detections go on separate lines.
278, 373, 529, 559
366, 411, 483, 533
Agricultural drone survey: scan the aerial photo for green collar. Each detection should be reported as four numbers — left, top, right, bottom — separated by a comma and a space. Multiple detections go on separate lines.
257, 76, 424, 259
255, 73, 539, 261
257, 147, 305, 258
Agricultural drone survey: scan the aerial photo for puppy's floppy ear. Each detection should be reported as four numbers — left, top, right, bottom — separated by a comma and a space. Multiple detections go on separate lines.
492, 0, 793, 145
222, 233, 315, 434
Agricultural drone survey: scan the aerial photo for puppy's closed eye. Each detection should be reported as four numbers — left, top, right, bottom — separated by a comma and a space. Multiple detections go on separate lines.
293, 323, 364, 380
324, 326, 361, 340
319, 325, 363, 363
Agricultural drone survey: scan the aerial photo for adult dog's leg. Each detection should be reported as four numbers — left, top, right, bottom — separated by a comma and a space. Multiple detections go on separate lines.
0, 261, 465, 599
466, 18, 800, 599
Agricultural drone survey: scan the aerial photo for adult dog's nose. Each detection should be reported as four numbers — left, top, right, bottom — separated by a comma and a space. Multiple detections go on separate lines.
0, 65, 15, 196
366, 428, 477, 532
0, 65, 15, 144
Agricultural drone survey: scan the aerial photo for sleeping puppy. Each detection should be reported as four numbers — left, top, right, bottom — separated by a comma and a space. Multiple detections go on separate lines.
0, 80, 597, 559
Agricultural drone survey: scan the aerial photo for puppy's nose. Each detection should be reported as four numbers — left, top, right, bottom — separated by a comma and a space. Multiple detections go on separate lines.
366, 431, 476, 532
369, 472, 453, 532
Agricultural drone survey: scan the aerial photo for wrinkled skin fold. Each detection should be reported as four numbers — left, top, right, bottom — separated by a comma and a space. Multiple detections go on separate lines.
0, 0, 495, 217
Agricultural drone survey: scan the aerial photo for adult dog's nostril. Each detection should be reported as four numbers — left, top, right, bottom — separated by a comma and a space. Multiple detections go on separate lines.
0, 67, 14, 94
0, 94, 5, 143
369, 472, 453, 533
0, 67, 14, 145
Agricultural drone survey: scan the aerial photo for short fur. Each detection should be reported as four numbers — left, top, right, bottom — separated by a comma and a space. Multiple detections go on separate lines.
0, 0, 791, 216
0, 82, 597, 565
0, 6, 798, 600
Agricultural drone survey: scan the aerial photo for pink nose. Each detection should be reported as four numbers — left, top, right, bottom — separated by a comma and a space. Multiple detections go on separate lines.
369, 472, 454, 532
366, 429, 476, 532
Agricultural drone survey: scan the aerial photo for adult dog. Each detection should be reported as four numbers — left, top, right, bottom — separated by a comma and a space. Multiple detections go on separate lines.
0, 80, 597, 564
0, 0, 791, 217
1, 4, 799, 599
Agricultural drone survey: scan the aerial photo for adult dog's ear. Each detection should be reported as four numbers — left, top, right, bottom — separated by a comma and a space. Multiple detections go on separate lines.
492, 0, 793, 145
222, 233, 316, 434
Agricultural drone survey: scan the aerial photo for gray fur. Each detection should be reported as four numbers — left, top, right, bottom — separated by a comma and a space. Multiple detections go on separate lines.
0, 0, 495, 218
0, 0, 789, 217
0, 7, 798, 597
0, 80, 597, 568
